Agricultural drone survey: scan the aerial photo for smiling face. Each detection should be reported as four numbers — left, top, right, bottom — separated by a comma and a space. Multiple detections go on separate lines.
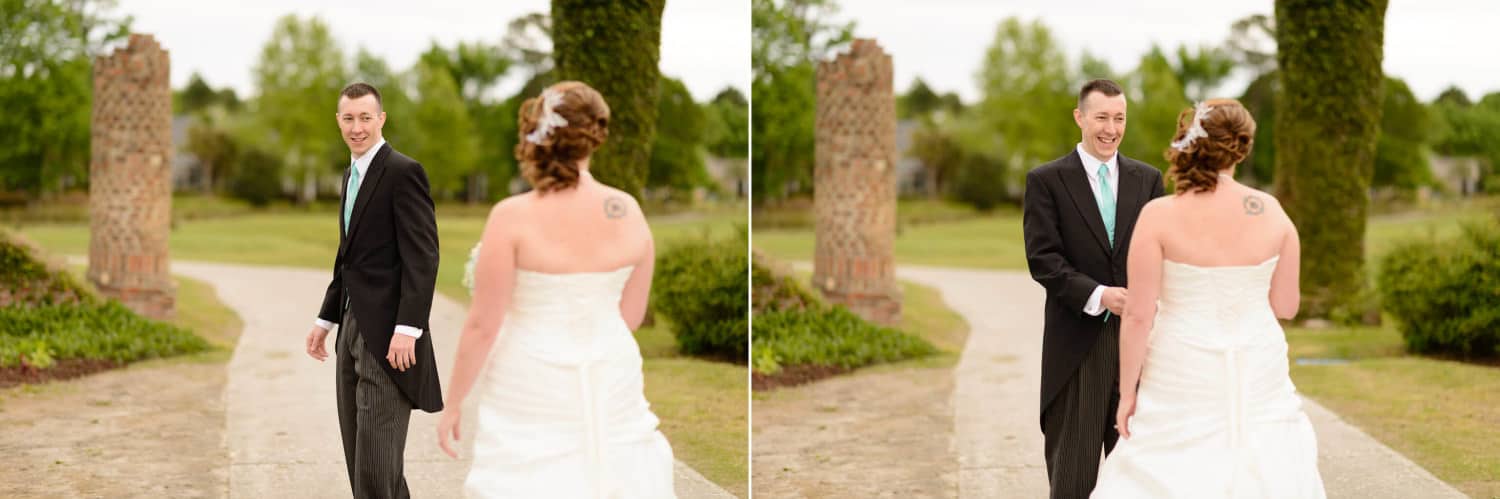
1074, 91, 1128, 160
336, 94, 385, 157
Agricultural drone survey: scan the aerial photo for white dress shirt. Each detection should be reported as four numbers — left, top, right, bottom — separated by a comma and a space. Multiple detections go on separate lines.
313, 139, 423, 339
1076, 143, 1118, 317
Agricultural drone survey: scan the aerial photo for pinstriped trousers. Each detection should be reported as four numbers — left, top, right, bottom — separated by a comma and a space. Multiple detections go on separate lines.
1042, 320, 1121, 499
336, 311, 413, 499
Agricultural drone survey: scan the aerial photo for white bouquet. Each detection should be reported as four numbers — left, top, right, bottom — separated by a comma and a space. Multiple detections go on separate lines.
462, 242, 482, 295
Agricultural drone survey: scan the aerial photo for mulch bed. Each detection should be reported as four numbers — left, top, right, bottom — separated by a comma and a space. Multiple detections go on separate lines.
752, 364, 849, 391
0, 358, 122, 389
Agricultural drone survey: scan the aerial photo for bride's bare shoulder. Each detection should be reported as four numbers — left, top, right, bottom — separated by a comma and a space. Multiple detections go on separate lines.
486, 192, 537, 220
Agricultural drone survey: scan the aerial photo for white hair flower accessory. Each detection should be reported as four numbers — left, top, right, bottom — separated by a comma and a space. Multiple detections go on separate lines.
1170, 102, 1216, 151
524, 88, 569, 145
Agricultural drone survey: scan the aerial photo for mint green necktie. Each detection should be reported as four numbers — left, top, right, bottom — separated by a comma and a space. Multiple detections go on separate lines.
1098, 162, 1116, 322
344, 160, 360, 234
1097, 163, 1116, 247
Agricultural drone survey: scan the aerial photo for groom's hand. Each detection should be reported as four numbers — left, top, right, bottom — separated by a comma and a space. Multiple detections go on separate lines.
1103, 287, 1129, 315
387, 334, 417, 371
306, 326, 330, 362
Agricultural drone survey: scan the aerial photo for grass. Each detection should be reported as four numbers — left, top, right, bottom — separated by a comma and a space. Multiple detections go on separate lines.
637, 321, 748, 497
1287, 324, 1500, 498
753, 205, 1027, 270
9, 200, 748, 494
755, 196, 1498, 272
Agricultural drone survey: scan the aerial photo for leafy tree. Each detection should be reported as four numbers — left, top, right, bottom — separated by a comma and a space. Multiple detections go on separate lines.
751, 0, 854, 205
251, 14, 347, 204
184, 107, 239, 193
898, 78, 942, 120
406, 61, 478, 200
552, 0, 665, 198
1172, 44, 1235, 102
1121, 46, 1187, 173
648, 76, 711, 194
1373, 77, 1433, 191
0, 0, 131, 197
971, 18, 1075, 175
704, 87, 748, 158
417, 41, 512, 201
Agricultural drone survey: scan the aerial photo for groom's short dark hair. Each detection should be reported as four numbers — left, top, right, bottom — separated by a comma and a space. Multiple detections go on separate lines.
339, 82, 383, 110
1078, 79, 1124, 109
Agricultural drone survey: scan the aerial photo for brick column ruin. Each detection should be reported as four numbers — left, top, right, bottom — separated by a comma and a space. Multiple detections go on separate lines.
812, 39, 901, 326
88, 34, 175, 320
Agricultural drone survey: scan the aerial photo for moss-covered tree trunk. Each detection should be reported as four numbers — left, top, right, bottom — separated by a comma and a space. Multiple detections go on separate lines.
1273, 0, 1387, 319
551, 0, 665, 198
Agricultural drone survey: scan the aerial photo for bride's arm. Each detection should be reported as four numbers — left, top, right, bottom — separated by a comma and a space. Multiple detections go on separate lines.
619, 199, 655, 331
1119, 200, 1165, 402
1269, 212, 1301, 320
445, 201, 519, 407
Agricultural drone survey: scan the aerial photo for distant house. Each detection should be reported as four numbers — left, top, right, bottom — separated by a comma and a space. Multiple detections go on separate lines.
704, 155, 747, 200
1428, 154, 1485, 197
170, 115, 204, 191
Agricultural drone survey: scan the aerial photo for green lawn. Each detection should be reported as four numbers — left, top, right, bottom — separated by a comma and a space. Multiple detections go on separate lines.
755, 207, 1026, 270
1288, 324, 1500, 498
10, 201, 749, 495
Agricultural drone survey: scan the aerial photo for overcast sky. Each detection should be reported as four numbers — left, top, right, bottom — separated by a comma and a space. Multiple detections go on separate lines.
826, 0, 1498, 102
114, 0, 749, 101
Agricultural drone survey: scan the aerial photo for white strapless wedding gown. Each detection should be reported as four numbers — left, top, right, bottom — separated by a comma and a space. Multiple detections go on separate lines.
465, 266, 676, 498
1092, 256, 1325, 498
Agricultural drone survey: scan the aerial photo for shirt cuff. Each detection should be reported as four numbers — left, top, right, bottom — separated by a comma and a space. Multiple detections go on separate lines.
313, 318, 337, 331
1083, 285, 1107, 316
394, 325, 424, 338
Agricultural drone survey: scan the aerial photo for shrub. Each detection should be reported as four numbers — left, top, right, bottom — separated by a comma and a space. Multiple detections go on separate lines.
1377, 217, 1500, 357
949, 152, 1011, 211
230, 148, 285, 207
1, 231, 209, 369
651, 228, 748, 360
750, 253, 937, 374
0, 301, 210, 368
1, 230, 93, 307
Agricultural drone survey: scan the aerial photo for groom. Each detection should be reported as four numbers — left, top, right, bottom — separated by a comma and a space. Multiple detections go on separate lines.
305, 82, 443, 498
1022, 79, 1165, 498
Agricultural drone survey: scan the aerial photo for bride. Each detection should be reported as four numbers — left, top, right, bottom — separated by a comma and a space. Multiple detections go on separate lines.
1092, 99, 1325, 497
436, 81, 675, 498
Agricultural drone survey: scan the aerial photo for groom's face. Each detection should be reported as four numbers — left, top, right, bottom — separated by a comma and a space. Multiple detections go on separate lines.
1074, 92, 1127, 159
336, 95, 386, 157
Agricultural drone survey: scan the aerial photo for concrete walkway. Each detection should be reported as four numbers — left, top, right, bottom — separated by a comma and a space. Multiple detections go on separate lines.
893, 265, 1466, 499
170, 261, 734, 498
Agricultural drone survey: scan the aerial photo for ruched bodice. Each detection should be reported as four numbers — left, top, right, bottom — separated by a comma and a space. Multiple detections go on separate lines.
499, 267, 637, 366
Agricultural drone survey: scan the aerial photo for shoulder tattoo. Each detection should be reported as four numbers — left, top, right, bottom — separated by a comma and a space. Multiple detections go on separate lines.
604, 196, 628, 219
1243, 195, 1265, 215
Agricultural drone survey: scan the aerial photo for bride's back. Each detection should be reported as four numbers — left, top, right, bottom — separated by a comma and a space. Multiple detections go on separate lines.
1154, 179, 1292, 268
509, 179, 651, 274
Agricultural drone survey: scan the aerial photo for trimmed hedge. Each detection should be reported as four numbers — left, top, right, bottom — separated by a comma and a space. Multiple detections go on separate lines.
1376, 218, 1500, 357
651, 230, 747, 360
750, 253, 936, 374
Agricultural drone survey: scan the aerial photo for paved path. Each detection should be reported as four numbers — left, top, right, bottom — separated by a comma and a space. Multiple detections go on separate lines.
892, 264, 1466, 499
170, 260, 734, 498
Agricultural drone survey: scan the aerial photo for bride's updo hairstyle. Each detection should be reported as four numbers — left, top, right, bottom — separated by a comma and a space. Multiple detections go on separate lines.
515, 81, 610, 193
1164, 98, 1256, 193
